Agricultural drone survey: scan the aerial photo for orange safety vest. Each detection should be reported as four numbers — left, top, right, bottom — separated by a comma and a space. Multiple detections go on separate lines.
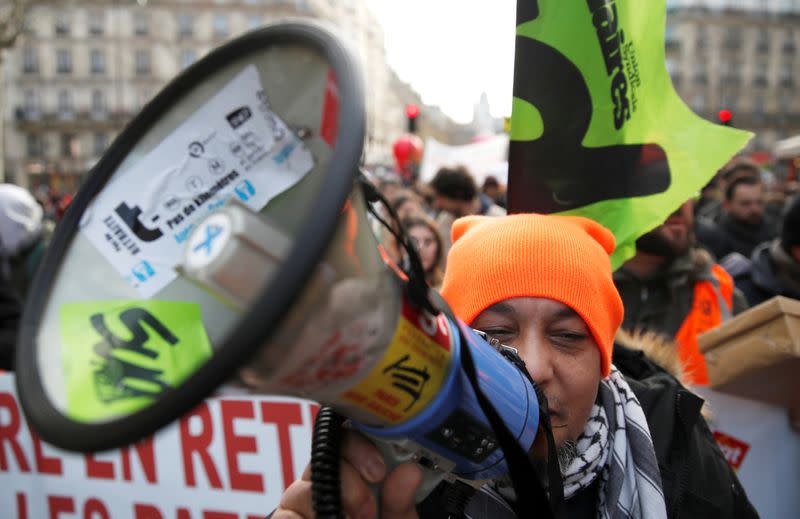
675, 264, 734, 386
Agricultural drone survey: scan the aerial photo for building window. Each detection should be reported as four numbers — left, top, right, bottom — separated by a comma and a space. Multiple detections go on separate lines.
753, 60, 769, 87
22, 15, 35, 35
213, 14, 229, 37
88, 10, 104, 35
23, 89, 39, 118
665, 25, 680, 50
692, 92, 706, 112
721, 58, 741, 85
753, 95, 765, 117
22, 47, 38, 74
781, 62, 794, 87
720, 91, 737, 112
61, 134, 80, 158
693, 60, 707, 84
55, 12, 71, 36
90, 49, 106, 75
784, 30, 796, 55
134, 12, 149, 36
779, 92, 794, 113
723, 26, 741, 50
27, 134, 43, 157
94, 133, 109, 157
58, 90, 73, 118
756, 28, 769, 53
135, 50, 151, 75
247, 14, 262, 30
695, 27, 708, 50
180, 49, 196, 70
56, 49, 72, 74
178, 14, 193, 38
91, 89, 105, 115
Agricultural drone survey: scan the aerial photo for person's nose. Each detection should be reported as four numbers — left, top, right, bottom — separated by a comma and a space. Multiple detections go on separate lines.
518, 333, 555, 386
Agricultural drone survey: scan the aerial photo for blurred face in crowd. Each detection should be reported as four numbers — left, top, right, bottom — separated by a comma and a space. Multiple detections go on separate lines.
725, 183, 765, 226
407, 223, 439, 273
434, 195, 472, 218
635, 200, 694, 258
471, 298, 601, 454
483, 184, 500, 201
379, 182, 403, 204
395, 198, 424, 221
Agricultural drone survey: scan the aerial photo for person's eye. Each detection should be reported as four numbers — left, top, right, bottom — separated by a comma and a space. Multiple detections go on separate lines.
550, 331, 588, 347
478, 328, 514, 343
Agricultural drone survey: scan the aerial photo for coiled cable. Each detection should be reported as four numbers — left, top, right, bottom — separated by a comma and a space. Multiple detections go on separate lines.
311, 405, 346, 519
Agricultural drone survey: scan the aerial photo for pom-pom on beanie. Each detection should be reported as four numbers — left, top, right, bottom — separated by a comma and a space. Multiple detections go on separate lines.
440, 214, 624, 377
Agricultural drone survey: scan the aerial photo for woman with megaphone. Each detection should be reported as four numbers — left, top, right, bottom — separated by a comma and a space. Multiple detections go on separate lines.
273, 213, 758, 519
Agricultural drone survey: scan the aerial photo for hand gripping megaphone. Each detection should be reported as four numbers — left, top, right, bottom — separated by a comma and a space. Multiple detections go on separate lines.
15, 20, 561, 518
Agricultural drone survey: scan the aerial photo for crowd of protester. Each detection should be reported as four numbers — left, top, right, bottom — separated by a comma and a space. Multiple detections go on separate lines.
367, 157, 799, 390
2, 155, 798, 516
2, 158, 798, 379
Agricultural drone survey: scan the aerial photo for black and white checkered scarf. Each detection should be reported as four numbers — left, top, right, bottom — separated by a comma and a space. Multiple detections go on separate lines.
561, 367, 667, 519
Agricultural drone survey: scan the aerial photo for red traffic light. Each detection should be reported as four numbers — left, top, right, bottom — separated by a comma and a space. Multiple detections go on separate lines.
718, 109, 733, 124
405, 103, 420, 119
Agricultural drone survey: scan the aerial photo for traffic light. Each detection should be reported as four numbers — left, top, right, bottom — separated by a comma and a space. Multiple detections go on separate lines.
405, 103, 420, 133
718, 109, 733, 126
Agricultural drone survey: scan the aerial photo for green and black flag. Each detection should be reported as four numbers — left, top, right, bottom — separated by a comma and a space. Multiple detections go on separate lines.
508, 0, 752, 267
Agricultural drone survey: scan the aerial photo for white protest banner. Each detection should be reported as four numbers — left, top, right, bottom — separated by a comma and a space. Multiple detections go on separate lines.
0, 373, 316, 519
694, 387, 800, 518
419, 135, 508, 186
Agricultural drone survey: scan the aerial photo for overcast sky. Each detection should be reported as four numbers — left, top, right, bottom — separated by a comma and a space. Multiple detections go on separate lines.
363, 1, 517, 124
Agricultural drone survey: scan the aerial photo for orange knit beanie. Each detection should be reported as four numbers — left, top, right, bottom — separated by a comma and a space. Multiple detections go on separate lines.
440, 214, 624, 377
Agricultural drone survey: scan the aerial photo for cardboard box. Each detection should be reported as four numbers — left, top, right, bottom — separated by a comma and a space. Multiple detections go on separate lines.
698, 296, 800, 411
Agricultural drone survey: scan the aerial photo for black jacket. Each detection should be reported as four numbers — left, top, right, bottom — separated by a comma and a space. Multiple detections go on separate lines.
0, 275, 21, 371
612, 344, 757, 518
418, 344, 759, 519
723, 241, 800, 307
696, 212, 775, 262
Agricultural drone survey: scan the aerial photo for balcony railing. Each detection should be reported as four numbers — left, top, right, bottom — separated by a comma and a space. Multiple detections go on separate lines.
723, 38, 742, 50
14, 107, 133, 123
753, 76, 769, 87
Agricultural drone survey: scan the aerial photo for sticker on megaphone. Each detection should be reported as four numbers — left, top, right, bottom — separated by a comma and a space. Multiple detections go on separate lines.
79, 65, 315, 298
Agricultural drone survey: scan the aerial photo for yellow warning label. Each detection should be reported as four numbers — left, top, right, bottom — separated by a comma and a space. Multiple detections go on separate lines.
341, 313, 452, 425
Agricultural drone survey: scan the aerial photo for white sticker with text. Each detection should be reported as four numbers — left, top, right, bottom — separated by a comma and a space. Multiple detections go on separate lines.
80, 65, 315, 297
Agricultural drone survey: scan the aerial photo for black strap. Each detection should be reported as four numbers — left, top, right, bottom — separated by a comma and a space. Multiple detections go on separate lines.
358, 174, 437, 316
496, 347, 565, 515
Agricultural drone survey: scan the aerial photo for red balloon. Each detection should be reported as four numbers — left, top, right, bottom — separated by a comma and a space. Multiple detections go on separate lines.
392, 134, 424, 179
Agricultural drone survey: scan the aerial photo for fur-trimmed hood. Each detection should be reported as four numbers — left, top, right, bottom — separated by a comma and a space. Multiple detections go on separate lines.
615, 328, 710, 418
615, 328, 686, 383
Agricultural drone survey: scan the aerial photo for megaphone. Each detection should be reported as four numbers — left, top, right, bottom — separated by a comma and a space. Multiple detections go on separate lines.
15, 20, 557, 518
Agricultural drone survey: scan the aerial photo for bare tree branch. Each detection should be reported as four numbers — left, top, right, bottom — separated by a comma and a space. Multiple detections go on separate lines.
0, 0, 32, 50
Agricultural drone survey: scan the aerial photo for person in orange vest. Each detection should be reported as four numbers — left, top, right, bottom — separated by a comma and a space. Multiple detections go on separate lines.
613, 200, 748, 385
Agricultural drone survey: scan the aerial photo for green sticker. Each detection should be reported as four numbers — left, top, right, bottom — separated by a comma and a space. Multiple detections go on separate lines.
508, 0, 753, 268
60, 300, 213, 422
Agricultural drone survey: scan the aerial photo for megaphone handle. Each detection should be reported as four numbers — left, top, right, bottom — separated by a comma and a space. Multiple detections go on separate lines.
366, 434, 449, 510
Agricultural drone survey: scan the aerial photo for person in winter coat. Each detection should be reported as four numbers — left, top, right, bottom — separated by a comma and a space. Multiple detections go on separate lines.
722, 195, 800, 306
273, 213, 758, 519
0, 184, 48, 370
696, 175, 776, 261
614, 201, 748, 386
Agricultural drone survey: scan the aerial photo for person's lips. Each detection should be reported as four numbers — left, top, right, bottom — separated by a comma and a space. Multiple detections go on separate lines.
547, 408, 568, 428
